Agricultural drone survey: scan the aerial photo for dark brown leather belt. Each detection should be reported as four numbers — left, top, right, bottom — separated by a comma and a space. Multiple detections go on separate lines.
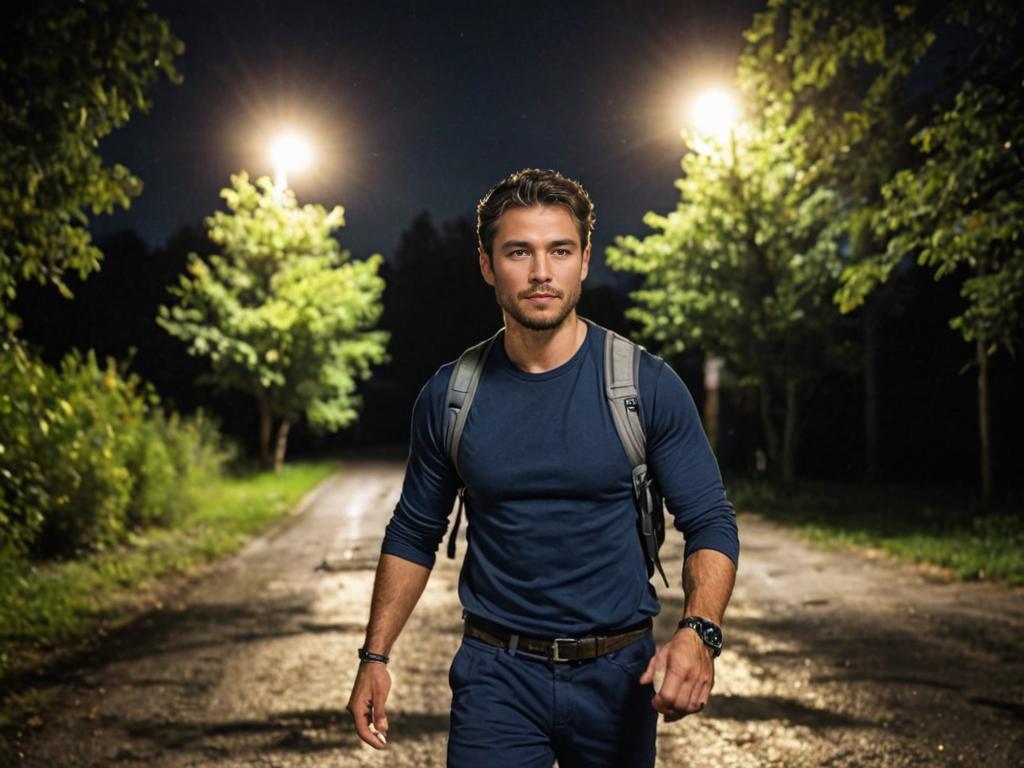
463, 613, 652, 663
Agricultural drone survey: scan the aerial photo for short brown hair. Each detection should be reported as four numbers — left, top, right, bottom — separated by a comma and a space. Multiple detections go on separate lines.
476, 168, 596, 261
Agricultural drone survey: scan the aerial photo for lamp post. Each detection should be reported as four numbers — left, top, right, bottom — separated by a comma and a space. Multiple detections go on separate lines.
269, 133, 313, 193
689, 87, 739, 455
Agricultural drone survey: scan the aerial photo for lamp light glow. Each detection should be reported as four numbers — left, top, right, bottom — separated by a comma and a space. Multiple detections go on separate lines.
690, 88, 739, 142
269, 133, 313, 189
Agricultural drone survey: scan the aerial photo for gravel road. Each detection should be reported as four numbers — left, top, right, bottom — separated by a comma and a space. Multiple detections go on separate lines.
2, 461, 1022, 767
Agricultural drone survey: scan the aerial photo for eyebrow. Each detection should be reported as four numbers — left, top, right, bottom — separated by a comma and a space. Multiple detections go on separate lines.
500, 239, 578, 250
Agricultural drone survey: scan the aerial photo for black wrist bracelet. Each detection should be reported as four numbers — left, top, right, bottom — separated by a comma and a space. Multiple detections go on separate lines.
358, 647, 390, 665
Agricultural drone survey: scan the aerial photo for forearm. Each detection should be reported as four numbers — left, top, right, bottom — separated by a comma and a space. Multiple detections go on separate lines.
680, 548, 736, 624
362, 553, 432, 655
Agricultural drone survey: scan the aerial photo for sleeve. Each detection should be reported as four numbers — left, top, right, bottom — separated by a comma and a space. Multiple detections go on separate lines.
642, 357, 740, 566
379, 367, 462, 568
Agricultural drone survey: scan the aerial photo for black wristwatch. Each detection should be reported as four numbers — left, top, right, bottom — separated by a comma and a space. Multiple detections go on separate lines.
677, 616, 723, 658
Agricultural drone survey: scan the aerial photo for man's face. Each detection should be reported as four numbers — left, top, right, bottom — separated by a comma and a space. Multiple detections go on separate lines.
479, 205, 590, 332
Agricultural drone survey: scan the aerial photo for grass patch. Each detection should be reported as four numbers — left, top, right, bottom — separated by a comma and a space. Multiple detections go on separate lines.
729, 480, 1024, 586
0, 460, 338, 689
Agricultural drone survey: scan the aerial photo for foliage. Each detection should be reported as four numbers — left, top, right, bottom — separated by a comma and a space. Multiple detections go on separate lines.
741, 0, 940, 197
158, 174, 389, 461
0, 339, 232, 558
730, 479, 1024, 585
0, 461, 335, 687
739, 0, 946, 326
606, 102, 855, 481
0, 0, 182, 325
746, 0, 1024, 355
840, 79, 1024, 356
123, 408, 234, 531
608, 115, 846, 369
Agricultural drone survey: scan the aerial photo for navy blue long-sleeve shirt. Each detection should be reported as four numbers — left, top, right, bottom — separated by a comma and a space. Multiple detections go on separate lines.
381, 319, 739, 637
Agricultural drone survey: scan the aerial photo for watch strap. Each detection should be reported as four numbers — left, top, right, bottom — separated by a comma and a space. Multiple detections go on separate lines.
677, 616, 723, 658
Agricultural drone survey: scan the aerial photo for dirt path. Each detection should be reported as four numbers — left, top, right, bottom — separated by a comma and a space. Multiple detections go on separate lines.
2, 462, 1022, 767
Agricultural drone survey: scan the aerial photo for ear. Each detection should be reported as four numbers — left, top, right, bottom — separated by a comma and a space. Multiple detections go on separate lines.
580, 243, 591, 283
479, 249, 495, 286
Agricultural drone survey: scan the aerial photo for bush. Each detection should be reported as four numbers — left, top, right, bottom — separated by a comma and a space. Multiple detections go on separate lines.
123, 416, 178, 531
125, 408, 235, 529
1, 341, 134, 556
0, 339, 233, 559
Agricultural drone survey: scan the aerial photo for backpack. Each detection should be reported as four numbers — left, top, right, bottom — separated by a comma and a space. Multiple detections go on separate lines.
442, 321, 670, 587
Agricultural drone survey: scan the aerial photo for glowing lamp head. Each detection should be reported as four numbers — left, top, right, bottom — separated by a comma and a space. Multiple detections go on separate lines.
270, 134, 313, 174
691, 88, 739, 142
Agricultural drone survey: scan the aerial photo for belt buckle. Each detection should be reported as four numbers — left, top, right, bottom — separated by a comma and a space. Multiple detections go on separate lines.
550, 638, 576, 663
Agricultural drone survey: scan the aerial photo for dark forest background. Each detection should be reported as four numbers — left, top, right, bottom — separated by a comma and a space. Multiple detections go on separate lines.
13, 214, 1024, 493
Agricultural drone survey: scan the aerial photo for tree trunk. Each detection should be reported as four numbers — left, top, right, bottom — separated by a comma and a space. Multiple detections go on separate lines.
863, 302, 881, 483
977, 337, 993, 508
258, 395, 273, 470
702, 355, 724, 454
273, 419, 291, 474
758, 379, 780, 473
781, 377, 799, 488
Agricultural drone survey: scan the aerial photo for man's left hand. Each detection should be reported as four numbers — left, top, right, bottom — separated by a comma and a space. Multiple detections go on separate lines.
639, 626, 715, 722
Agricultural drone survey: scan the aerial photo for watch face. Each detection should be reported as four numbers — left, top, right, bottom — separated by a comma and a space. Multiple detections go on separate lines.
702, 623, 723, 648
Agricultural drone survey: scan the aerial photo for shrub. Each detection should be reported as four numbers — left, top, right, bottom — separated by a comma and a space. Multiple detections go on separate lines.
0, 339, 232, 559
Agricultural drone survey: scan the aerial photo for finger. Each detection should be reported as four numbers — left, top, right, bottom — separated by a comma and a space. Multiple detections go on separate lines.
653, 669, 686, 713
696, 675, 714, 711
688, 659, 712, 712
638, 650, 661, 685
351, 700, 384, 749
683, 667, 713, 713
372, 701, 389, 738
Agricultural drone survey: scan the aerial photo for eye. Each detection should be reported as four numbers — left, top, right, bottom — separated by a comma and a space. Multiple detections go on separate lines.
508, 249, 529, 258
553, 248, 572, 257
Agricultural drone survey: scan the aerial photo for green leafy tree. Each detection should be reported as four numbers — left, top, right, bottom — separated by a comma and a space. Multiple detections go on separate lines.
608, 110, 852, 486
0, 0, 182, 326
740, 0, 942, 481
158, 173, 389, 471
839, 81, 1024, 504
832, 4, 1023, 504
743, 0, 1022, 500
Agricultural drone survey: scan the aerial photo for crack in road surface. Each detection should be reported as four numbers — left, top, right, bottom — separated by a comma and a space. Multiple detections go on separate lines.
2, 462, 1022, 766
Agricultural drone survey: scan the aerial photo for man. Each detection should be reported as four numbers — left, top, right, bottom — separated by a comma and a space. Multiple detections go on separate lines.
347, 168, 739, 767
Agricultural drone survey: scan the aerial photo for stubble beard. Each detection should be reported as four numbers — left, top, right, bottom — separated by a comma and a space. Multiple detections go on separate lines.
497, 281, 583, 332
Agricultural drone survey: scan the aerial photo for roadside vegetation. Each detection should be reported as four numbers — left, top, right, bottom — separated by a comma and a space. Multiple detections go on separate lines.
0, 459, 336, 689
731, 480, 1024, 587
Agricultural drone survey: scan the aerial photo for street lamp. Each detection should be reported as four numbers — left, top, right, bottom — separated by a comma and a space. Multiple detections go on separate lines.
690, 88, 739, 146
269, 133, 313, 191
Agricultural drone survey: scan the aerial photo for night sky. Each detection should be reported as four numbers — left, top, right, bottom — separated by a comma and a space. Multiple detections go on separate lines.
92, 0, 764, 283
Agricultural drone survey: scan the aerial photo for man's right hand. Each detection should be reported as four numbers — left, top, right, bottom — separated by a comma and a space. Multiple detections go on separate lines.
347, 662, 391, 749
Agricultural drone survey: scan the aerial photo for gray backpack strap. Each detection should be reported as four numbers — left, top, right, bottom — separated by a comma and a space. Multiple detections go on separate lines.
444, 328, 501, 558
604, 329, 646, 467
603, 326, 670, 587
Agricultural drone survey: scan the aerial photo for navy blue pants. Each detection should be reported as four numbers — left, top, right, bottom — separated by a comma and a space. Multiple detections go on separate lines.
446, 632, 659, 767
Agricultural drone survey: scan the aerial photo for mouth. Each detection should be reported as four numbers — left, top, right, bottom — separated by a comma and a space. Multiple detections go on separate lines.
524, 293, 559, 303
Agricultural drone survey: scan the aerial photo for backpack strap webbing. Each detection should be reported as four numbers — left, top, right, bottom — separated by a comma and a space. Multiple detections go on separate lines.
604, 328, 646, 468
603, 327, 670, 587
443, 328, 501, 559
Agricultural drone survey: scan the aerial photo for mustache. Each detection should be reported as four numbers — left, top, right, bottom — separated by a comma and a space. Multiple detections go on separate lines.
520, 288, 564, 299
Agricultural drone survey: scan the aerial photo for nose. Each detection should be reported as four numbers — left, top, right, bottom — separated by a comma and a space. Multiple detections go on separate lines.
529, 253, 551, 284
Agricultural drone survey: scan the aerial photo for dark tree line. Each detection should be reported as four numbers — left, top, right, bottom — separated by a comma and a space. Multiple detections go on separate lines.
13, 205, 1023, 486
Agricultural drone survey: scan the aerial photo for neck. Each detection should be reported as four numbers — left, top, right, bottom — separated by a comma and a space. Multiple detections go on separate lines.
503, 312, 587, 373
